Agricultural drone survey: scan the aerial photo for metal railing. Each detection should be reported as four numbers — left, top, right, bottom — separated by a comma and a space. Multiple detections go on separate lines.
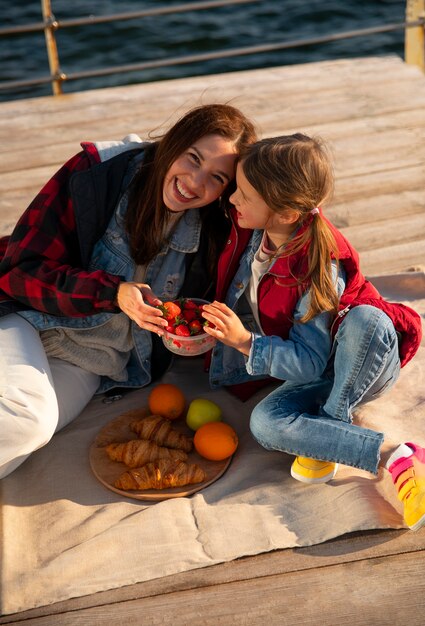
0, 0, 424, 97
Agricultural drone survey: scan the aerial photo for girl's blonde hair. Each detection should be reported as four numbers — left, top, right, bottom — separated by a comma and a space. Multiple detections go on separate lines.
240, 133, 339, 322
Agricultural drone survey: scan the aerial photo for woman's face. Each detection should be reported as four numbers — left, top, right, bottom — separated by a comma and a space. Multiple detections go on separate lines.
163, 134, 238, 212
229, 163, 276, 230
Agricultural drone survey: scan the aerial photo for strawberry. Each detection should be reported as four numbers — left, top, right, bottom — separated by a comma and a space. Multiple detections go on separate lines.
165, 318, 176, 332
174, 324, 191, 337
182, 299, 198, 310
159, 301, 181, 321
189, 320, 203, 335
182, 309, 198, 323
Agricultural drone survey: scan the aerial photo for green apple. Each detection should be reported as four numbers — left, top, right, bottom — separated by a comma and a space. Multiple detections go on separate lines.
186, 398, 222, 431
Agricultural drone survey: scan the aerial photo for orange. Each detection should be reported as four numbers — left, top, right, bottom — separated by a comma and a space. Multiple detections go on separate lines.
148, 383, 186, 420
194, 421, 238, 461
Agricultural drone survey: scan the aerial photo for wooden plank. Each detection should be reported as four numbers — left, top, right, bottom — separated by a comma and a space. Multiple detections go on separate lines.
341, 213, 425, 252
359, 240, 425, 275
327, 190, 425, 229
1, 529, 424, 624
2, 76, 424, 150
0, 55, 422, 119
1, 545, 425, 625
1, 57, 425, 150
335, 164, 425, 203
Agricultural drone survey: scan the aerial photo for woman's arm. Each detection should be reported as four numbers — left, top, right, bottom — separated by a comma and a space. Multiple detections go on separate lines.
0, 151, 122, 317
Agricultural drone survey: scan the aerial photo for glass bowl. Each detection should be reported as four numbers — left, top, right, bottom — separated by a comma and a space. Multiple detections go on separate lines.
161, 298, 217, 356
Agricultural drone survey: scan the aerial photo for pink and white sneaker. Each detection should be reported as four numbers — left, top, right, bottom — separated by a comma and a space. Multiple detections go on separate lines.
387, 442, 425, 531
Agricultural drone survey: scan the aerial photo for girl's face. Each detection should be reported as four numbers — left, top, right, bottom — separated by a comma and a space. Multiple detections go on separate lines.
163, 134, 238, 212
230, 163, 277, 230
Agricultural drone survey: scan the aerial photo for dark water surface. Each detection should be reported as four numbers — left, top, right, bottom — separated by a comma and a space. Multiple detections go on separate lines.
1, 0, 406, 101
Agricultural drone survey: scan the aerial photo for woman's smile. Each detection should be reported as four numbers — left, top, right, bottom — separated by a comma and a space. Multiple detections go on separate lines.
163, 134, 237, 212
174, 178, 197, 201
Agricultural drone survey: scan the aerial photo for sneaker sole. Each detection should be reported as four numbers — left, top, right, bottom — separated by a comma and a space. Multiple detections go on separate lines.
290, 463, 339, 484
408, 512, 425, 531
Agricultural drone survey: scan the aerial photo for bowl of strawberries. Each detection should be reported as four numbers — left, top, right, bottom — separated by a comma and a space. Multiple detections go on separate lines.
160, 298, 217, 356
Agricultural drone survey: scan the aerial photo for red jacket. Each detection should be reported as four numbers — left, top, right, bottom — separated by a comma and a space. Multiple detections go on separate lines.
216, 209, 422, 367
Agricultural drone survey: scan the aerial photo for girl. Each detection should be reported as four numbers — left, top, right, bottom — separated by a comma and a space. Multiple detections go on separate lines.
0, 103, 257, 478
202, 134, 424, 531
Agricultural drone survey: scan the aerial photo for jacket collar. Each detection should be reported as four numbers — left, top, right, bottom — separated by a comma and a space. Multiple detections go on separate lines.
166, 209, 202, 254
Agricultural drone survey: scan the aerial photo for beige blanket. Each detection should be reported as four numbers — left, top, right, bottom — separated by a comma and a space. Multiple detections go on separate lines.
1, 273, 424, 615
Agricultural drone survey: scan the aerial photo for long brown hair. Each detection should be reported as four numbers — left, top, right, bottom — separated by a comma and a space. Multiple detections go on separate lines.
126, 104, 257, 275
241, 133, 339, 322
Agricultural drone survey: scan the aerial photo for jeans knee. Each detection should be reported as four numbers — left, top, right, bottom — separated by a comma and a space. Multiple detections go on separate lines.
338, 305, 396, 347
345, 304, 382, 329
250, 400, 288, 449
249, 402, 267, 444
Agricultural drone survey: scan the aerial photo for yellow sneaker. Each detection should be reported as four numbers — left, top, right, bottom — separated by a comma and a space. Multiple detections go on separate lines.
291, 456, 338, 484
388, 442, 425, 531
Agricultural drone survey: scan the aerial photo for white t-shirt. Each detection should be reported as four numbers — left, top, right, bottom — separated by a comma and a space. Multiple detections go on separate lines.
246, 232, 277, 334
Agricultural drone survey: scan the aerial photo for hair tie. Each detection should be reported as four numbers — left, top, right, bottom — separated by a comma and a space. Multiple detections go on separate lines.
310, 207, 320, 216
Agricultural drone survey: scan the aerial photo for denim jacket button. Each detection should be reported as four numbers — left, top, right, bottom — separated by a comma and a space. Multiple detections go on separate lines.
235, 281, 244, 290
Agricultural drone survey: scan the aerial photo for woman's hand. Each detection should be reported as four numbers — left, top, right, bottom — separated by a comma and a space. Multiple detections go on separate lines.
116, 282, 168, 334
202, 301, 252, 355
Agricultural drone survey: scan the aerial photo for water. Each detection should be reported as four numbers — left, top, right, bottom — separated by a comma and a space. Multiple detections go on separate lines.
1, 0, 406, 102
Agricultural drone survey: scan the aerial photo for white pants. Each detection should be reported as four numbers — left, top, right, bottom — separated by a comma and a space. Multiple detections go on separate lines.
0, 314, 100, 478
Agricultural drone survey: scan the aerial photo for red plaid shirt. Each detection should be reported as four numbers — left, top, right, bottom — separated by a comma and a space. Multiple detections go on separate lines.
0, 148, 122, 317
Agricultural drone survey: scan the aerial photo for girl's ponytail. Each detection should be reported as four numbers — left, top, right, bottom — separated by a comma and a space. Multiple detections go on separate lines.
301, 212, 339, 322
241, 133, 340, 323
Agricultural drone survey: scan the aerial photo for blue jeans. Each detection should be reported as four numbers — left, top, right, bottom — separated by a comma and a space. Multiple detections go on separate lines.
250, 305, 401, 474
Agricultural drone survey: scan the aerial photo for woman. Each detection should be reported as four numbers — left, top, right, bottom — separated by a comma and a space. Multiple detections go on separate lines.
0, 103, 257, 478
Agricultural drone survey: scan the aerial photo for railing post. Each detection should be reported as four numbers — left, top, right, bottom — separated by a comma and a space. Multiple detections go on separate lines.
41, 0, 64, 94
405, 0, 425, 72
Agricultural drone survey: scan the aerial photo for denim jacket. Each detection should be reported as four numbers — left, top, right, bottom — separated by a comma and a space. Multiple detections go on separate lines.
209, 229, 346, 390
19, 173, 203, 393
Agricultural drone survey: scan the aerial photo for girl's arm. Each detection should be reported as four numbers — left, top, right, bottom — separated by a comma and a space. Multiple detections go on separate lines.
203, 297, 334, 382
203, 262, 346, 384
247, 303, 334, 383
0, 152, 122, 317
248, 263, 346, 382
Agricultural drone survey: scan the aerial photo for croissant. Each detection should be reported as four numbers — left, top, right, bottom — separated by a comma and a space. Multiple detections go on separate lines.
114, 459, 206, 490
105, 439, 187, 468
129, 414, 193, 452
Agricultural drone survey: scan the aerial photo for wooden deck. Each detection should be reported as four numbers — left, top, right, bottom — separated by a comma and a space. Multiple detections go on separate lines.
1, 55, 425, 275
1, 55, 425, 624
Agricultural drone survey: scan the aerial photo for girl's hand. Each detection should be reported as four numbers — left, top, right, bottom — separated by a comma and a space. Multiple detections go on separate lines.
116, 282, 168, 334
202, 301, 252, 355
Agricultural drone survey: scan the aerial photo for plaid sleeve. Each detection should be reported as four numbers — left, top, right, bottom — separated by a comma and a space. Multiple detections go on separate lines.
0, 151, 122, 317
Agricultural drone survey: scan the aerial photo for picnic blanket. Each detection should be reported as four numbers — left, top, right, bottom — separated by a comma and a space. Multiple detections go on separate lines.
1, 272, 424, 615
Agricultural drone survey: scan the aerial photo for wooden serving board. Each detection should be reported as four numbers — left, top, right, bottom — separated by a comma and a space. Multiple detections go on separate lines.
89, 407, 233, 501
